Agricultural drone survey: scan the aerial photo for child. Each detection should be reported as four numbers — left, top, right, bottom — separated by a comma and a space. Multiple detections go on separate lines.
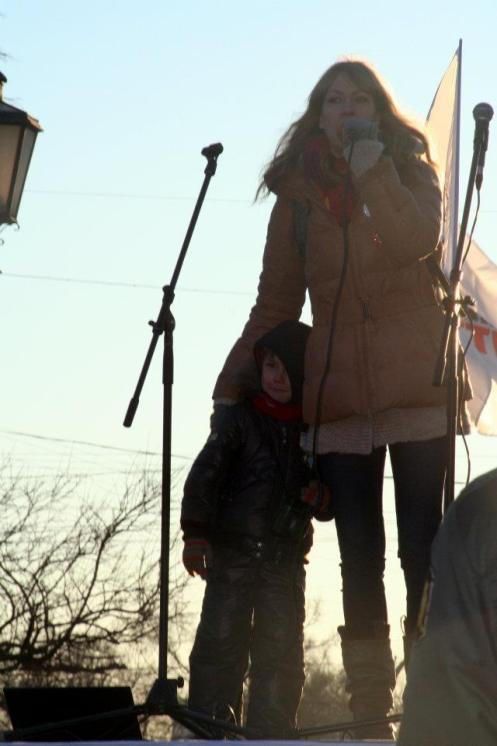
180, 320, 328, 738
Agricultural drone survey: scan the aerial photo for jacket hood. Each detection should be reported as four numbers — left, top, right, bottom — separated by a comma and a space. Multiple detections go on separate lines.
253, 320, 311, 404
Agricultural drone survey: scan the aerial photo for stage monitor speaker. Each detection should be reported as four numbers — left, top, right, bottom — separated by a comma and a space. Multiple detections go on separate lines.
3, 685, 142, 741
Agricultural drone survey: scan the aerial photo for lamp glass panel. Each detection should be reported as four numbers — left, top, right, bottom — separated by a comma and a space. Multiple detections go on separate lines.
0, 124, 20, 214
10, 127, 37, 220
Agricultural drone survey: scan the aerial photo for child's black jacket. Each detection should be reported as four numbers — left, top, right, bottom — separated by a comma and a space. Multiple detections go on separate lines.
181, 399, 313, 559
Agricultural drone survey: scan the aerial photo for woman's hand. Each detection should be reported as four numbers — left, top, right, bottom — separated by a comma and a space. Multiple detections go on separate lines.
344, 139, 385, 178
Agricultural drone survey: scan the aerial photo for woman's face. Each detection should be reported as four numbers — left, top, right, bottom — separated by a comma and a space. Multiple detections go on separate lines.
319, 72, 376, 148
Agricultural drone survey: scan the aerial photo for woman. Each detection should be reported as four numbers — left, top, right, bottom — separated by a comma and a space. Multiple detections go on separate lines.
214, 58, 448, 739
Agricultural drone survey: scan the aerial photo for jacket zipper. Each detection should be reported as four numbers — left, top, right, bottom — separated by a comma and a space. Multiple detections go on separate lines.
347, 224, 374, 412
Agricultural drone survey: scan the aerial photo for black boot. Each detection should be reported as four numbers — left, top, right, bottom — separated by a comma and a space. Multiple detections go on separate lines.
402, 631, 417, 674
338, 624, 396, 741
401, 614, 419, 674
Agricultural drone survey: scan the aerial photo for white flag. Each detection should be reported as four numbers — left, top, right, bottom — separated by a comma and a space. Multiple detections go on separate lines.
460, 240, 497, 434
426, 42, 461, 275
427, 41, 497, 435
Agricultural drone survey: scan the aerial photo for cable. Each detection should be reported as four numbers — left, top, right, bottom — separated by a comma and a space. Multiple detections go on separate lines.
462, 188, 481, 267
310, 146, 355, 466
458, 313, 474, 488
456, 188, 482, 488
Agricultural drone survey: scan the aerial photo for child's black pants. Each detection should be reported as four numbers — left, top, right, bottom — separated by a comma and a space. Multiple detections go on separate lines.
188, 544, 306, 737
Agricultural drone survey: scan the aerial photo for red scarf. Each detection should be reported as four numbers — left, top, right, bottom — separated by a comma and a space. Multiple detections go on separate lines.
303, 135, 356, 226
251, 393, 302, 422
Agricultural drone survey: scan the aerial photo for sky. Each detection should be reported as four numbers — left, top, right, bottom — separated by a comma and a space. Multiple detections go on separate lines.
1, 0, 497, 678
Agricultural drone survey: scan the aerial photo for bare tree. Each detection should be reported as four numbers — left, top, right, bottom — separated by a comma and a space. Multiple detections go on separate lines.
0, 464, 192, 732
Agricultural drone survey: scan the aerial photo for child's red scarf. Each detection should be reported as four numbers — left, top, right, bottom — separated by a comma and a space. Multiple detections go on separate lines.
252, 394, 302, 422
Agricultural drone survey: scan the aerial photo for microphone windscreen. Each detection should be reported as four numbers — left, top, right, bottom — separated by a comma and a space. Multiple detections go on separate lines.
343, 117, 379, 143
473, 103, 494, 123
201, 142, 224, 157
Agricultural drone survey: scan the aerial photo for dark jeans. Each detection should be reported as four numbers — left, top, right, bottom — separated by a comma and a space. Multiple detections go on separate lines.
318, 437, 447, 637
188, 545, 306, 737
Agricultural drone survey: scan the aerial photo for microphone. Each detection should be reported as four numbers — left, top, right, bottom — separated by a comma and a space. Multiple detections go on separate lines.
343, 117, 378, 144
473, 102, 493, 190
473, 102, 493, 125
201, 142, 224, 158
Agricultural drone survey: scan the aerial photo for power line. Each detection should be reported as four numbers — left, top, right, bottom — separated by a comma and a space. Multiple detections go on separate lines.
0, 271, 254, 295
0, 429, 193, 460
26, 188, 252, 204
1, 431, 470, 485
22, 187, 495, 215
2, 469, 165, 480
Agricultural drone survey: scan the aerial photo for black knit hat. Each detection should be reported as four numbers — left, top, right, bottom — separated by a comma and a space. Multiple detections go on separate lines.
253, 320, 311, 404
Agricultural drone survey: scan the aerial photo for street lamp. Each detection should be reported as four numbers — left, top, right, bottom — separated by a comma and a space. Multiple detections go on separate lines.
0, 72, 42, 226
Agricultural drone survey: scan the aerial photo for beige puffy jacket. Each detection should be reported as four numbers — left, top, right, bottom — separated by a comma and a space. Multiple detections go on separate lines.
214, 154, 446, 426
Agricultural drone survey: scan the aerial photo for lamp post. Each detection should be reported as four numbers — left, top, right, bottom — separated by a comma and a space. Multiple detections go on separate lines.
0, 72, 42, 226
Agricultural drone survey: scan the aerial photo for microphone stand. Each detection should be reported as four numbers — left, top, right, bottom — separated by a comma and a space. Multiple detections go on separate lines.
122, 142, 249, 736
434, 104, 492, 511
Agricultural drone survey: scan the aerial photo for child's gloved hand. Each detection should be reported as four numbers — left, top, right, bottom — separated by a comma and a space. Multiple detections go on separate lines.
300, 480, 334, 521
182, 537, 213, 578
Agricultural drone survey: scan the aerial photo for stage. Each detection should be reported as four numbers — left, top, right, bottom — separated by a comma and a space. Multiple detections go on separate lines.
0, 733, 395, 746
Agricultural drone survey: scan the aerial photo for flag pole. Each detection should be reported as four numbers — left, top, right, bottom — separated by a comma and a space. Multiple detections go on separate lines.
444, 39, 462, 510
450, 39, 462, 262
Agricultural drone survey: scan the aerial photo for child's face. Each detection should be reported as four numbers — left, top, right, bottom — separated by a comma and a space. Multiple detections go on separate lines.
261, 351, 292, 403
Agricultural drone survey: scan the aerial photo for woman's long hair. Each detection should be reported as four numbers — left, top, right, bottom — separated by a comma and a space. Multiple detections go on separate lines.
257, 58, 436, 198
